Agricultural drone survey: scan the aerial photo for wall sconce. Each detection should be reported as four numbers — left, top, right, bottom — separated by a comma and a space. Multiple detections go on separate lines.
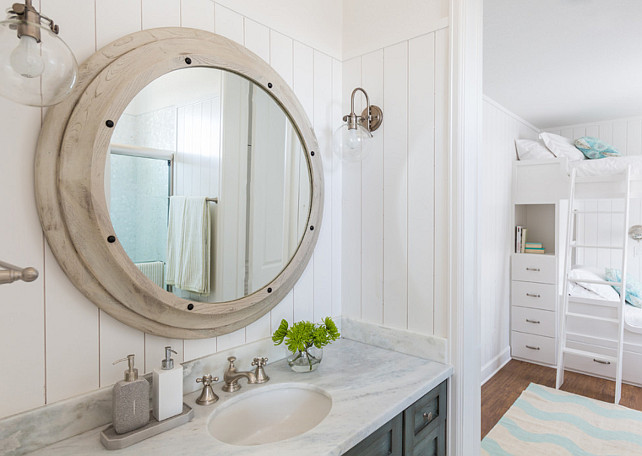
0, 0, 77, 106
0, 259, 38, 285
333, 87, 383, 161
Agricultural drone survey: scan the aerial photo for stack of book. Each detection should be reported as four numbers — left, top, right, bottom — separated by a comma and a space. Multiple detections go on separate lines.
524, 242, 545, 254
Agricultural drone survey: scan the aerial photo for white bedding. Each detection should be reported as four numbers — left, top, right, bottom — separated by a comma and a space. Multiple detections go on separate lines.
568, 156, 642, 177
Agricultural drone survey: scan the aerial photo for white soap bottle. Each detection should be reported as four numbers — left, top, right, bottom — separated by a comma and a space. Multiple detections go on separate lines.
152, 346, 183, 421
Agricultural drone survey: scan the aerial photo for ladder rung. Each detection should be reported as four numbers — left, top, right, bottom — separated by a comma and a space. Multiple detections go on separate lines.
571, 243, 624, 250
568, 278, 621, 287
566, 312, 619, 324
562, 347, 617, 364
568, 296, 620, 307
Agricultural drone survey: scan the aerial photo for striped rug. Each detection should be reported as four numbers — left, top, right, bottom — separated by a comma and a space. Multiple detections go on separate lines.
481, 383, 642, 455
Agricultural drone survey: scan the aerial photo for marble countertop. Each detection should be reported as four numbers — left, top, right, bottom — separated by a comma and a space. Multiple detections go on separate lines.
26, 339, 452, 456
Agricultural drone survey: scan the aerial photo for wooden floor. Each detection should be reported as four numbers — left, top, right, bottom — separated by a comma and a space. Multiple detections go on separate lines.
481, 359, 642, 439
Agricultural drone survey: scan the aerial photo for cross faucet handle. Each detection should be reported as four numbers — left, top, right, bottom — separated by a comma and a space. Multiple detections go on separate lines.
196, 374, 219, 386
252, 357, 268, 367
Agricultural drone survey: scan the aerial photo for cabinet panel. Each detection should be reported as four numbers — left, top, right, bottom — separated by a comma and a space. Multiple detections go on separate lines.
403, 380, 446, 456
409, 422, 445, 456
512, 331, 556, 365
512, 254, 556, 284
511, 281, 556, 311
511, 306, 556, 338
343, 414, 402, 456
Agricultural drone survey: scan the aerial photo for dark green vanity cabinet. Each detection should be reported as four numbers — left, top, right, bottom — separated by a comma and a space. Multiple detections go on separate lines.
343, 380, 447, 456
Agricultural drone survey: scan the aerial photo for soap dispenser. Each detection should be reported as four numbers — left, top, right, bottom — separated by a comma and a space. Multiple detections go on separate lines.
152, 346, 183, 421
112, 354, 150, 434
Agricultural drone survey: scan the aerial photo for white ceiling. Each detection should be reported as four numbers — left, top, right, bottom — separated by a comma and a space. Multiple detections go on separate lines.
484, 0, 642, 129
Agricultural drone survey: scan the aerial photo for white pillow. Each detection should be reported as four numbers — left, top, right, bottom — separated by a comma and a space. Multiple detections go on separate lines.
514, 139, 556, 160
568, 268, 620, 301
539, 132, 585, 161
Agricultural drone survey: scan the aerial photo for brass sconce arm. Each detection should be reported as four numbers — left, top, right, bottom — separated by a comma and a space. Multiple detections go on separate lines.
0, 260, 39, 285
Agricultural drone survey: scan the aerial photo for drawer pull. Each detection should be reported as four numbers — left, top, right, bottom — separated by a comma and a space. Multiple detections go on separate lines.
526, 267, 541, 272
525, 345, 540, 350
525, 319, 541, 324
593, 359, 611, 365
423, 412, 434, 422
526, 293, 541, 298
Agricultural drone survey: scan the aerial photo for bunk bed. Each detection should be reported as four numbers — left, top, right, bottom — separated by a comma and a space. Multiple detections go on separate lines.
511, 155, 642, 394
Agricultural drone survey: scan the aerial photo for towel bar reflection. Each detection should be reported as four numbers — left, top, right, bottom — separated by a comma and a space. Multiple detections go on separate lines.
206, 198, 218, 203
0, 260, 39, 285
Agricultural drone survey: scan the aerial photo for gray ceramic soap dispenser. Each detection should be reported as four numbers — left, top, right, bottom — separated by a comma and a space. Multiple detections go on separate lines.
112, 354, 150, 434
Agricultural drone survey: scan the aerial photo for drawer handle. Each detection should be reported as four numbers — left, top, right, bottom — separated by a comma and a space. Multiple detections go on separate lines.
526, 293, 541, 298
526, 267, 541, 272
525, 319, 541, 324
423, 412, 434, 423
525, 345, 540, 350
593, 359, 611, 365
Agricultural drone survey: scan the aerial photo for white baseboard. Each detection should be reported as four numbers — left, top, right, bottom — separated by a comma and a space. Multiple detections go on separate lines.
481, 346, 511, 385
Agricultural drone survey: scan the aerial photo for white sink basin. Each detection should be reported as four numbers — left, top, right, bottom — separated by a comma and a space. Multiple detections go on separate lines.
207, 383, 332, 445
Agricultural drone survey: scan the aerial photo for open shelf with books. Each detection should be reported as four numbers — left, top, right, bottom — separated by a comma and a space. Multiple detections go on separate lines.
514, 204, 556, 256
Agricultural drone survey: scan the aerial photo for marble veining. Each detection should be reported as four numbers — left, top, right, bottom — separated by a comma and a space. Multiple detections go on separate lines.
24, 339, 452, 456
341, 316, 448, 363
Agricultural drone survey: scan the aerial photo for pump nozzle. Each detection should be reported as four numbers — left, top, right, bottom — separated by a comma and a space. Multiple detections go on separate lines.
113, 354, 139, 381
162, 346, 178, 370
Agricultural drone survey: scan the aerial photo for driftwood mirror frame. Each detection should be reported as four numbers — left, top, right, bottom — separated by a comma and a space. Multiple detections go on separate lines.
35, 28, 323, 339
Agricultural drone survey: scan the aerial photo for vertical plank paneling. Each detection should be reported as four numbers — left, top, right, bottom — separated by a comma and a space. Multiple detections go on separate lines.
627, 120, 642, 156
433, 28, 450, 338
293, 263, 314, 322
183, 337, 217, 363
270, 31, 293, 88
244, 19, 270, 62
407, 33, 435, 334
341, 57, 362, 319
180, 0, 215, 31
360, 50, 384, 324
216, 328, 246, 352
95, 0, 142, 48
612, 120, 628, 155
313, 51, 333, 321
271, 290, 294, 331
144, 334, 183, 374
40, 0, 99, 406
382, 42, 408, 330
214, 4, 244, 45
245, 314, 271, 343
99, 313, 144, 387
142, 0, 180, 29
331, 58, 342, 319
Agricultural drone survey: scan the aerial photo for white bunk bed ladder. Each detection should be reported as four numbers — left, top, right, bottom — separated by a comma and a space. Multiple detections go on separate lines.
556, 166, 632, 404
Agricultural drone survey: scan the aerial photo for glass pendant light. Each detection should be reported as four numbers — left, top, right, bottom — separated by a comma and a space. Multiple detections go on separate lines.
333, 87, 383, 162
0, 0, 77, 107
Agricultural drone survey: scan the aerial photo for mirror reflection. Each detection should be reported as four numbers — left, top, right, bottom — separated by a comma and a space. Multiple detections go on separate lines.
105, 68, 311, 303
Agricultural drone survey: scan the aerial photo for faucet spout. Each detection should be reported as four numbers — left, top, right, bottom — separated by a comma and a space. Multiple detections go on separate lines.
222, 357, 257, 392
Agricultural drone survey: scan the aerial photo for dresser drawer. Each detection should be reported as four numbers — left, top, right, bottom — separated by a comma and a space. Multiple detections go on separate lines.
511, 254, 556, 284
512, 331, 556, 365
511, 281, 556, 311
511, 306, 555, 338
565, 340, 616, 378
403, 381, 446, 456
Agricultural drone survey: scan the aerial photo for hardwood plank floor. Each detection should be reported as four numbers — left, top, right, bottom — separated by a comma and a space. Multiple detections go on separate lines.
481, 359, 642, 439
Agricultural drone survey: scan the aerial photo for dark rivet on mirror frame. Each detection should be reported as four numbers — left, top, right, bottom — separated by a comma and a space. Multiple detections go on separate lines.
107, 235, 116, 243
310, 225, 314, 231
310, 151, 315, 156
187, 303, 194, 310
267, 287, 272, 293
105, 120, 114, 128
185, 57, 192, 65
267, 82, 273, 89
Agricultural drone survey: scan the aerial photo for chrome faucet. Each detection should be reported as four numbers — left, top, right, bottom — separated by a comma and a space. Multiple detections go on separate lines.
222, 356, 257, 392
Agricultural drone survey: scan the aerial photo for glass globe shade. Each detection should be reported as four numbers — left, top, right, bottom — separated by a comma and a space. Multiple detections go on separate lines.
333, 122, 372, 162
0, 20, 77, 106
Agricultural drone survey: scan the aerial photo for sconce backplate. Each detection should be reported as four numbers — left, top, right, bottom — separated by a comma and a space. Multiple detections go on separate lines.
361, 105, 383, 132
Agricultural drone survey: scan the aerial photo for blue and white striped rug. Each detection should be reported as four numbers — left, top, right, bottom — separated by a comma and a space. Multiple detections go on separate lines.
482, 383, 642, 455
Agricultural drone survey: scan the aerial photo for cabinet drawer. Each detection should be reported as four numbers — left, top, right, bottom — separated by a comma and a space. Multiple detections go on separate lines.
406, 421, 445, 456
403, 381, 446, 456
512, 254, 556, 284
511, 281, 556, 311
344, 414, 402, 456
511, 306, 555, 337
564, 340, 616, 379
511, 331, 556, 365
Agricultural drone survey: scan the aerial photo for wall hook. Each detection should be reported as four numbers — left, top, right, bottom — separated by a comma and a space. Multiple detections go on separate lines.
0, 260, 39, 285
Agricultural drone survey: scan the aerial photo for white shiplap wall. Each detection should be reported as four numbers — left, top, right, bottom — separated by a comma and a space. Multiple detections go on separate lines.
546, 116, 642, 280
481, 96, 539, 382
341, 26, 450, 337
0, 0, 341, 419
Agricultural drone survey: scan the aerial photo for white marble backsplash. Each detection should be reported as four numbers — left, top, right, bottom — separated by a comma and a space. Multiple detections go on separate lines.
341, 316, 448, 363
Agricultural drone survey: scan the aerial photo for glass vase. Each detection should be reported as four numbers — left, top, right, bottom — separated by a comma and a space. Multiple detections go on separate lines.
287, 346, 323, 372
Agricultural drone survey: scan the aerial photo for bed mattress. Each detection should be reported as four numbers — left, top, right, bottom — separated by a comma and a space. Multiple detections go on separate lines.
568, 156, 642, 177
